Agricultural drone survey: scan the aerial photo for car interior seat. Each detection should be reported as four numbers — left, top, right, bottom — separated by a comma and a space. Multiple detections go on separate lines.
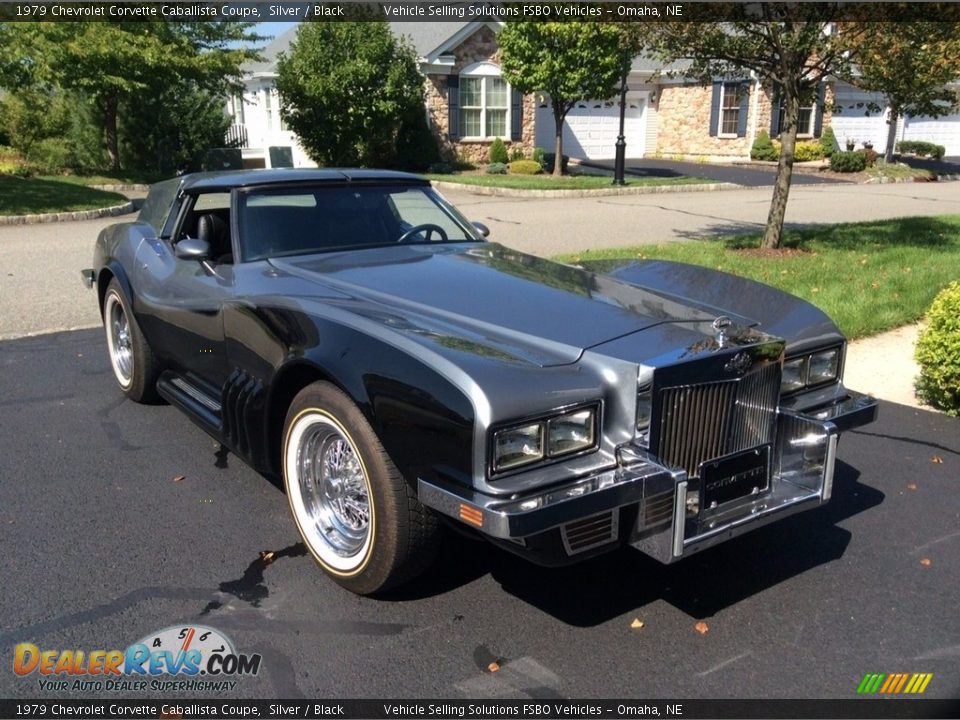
196, 213, 232, 264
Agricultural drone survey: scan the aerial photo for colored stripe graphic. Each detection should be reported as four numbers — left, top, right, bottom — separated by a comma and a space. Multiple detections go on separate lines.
857, 672, 932, 694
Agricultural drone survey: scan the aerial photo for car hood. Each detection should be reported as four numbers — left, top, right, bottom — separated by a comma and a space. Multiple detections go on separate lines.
267, 243, 756, 367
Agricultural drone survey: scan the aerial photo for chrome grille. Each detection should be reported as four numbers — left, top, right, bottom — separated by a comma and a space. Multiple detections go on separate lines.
656, 362, 780, 478
560, 512, 619, 555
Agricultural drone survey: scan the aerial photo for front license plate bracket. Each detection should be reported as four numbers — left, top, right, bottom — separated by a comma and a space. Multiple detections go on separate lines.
699, 445, 770, 513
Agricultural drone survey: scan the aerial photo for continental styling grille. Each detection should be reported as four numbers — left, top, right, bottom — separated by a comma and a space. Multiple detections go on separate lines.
656, 362, 780, 478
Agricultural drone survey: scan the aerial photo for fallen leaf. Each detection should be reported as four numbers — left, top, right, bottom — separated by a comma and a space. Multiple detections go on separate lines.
907, 483, 918, 491
920, 558, 932, 567
931, 455, 943, 464
871, 281, 880, 289
694, 621, 709, 635
630, 618, 644, 629
173, 475, 185, 483
811, 287, 820, 293
487, 661, 500, 673
259, 551, 276, 564
77, 353, 83, 358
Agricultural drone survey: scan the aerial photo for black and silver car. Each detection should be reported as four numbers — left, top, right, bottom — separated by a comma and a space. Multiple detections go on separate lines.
83, 169, 877, 595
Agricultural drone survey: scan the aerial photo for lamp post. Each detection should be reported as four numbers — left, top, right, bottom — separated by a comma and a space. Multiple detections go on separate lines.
613, 51, 630, 186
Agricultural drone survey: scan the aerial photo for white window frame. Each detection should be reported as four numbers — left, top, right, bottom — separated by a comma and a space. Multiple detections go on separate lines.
459, 62, 510, 141
718, 82, 743, 138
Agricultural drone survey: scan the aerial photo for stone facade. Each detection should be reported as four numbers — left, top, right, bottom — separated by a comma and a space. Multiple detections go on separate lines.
654, 80, 834, 161
423, 25, 535, 164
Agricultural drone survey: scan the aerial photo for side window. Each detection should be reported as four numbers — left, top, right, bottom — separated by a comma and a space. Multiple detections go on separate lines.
179, 192, 233, 263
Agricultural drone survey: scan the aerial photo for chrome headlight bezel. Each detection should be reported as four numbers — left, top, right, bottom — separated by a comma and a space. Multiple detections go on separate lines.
490, 403, 600, 477
781, 345, 842, 395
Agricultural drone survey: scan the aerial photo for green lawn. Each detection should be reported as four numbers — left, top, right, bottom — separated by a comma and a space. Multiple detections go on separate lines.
0, 175, 129, 216
426, 173, 712, 190
555, 215, 960, 340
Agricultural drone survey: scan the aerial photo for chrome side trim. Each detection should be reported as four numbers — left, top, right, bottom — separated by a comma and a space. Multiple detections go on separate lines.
822, 433, 839, 501
170, 377, 221, 413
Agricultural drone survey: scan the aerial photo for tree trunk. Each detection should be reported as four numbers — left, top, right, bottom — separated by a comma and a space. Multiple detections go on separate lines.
884, 103, 900, 164
552, 99, 565, 177
102, 91, 121, 172
762, 87, 801, 250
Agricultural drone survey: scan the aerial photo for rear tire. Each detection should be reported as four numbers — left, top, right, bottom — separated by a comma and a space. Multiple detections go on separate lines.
103, 279, 160, 403
283, 381, 439, 595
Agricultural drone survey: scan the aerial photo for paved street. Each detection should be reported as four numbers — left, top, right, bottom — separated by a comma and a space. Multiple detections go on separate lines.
1, 329, 958, 701
2, 181, 960, 339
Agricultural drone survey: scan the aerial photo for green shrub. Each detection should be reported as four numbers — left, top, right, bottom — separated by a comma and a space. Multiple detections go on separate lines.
489, 138, 508, 164
751, 130, 778, 161
542, 152, 569, 174
508, 159, 543, 175
915, 281, 960, 415
819, 125, 839, 158
829, 150, 868, 173
26, 137, 72, 175
794, 140, 825, 162
427, 162, 453, 174
485, 162, 507, 175
532, 146, 545, 167
896, 140, 946, 160
509, 145, 524, 162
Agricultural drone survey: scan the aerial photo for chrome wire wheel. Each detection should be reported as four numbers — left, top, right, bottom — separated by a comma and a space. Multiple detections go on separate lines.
285, 411, 373, 574
104, 291, 133, 389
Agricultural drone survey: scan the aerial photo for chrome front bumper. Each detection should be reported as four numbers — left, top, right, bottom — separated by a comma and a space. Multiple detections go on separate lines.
418, 390, 878, 564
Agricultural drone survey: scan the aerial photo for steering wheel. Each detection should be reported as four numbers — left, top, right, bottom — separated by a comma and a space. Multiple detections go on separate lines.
397, 223, 448, 244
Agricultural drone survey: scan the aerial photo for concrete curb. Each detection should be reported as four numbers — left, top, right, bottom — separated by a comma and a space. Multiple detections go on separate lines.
431, 180, 739, 198
865, 173, 960, 184
0, 201, 134, 226
90, 183, 151, 192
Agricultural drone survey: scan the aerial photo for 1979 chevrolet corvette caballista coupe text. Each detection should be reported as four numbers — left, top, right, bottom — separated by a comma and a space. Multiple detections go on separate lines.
83, 169, 878, 594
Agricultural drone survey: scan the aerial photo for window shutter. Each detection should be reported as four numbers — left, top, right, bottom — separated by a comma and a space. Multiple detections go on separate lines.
770, 83, 781, 136
709, 81, 722, 136
813, 82, 826, 138
511, 87, 522, 141
737, 81, 750, 137
448, 75, 460, 140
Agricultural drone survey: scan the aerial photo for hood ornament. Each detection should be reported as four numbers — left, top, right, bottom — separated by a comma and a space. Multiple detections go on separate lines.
712, 315, 732, 348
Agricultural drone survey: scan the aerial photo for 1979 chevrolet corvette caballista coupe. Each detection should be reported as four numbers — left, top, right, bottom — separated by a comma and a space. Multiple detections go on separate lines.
83, 169, 878, 594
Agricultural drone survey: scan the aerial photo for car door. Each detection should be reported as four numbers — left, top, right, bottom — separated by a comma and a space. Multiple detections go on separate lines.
133, 191, 234, 395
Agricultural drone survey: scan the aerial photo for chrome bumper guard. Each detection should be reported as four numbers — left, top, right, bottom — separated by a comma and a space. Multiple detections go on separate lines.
417, 391, 878, 563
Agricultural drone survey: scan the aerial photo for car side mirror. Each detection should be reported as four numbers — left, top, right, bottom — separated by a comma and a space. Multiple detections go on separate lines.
472, 221, 490, 238
175, 237, 210, 261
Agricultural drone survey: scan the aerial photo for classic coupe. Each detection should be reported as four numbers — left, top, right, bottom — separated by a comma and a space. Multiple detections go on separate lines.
83, 169, 877, 594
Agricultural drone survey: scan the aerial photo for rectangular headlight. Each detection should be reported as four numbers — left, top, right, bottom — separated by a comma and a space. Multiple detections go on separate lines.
808, 348, 840, 385
493, 422, 544, 472
781, 357, 807, 394
547, 408, 595, 457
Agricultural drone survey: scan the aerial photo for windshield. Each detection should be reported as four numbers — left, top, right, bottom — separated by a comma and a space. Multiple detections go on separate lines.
237, 184, 481, 261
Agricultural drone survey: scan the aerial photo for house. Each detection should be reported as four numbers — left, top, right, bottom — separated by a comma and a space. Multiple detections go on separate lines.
227, 22, 960, 169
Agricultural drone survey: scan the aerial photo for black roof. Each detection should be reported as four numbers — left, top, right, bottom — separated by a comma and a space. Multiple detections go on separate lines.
179, 168, 428, 191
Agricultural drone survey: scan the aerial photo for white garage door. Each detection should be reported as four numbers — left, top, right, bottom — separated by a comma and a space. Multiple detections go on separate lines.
535, 98, 646, 160
903, 113, 960, 156
830, 85, 889, 150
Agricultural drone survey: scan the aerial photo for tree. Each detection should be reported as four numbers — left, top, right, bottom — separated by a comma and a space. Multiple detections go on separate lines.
643, 6, 870, 249
276, 22, 426, 168
499, 23, 623, 177
120, 84, 234, 174
3, 21, 261, 170
844, 22, 960, 163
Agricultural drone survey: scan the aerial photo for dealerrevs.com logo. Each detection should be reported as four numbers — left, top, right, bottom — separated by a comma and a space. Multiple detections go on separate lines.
13, 625, 261, 692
